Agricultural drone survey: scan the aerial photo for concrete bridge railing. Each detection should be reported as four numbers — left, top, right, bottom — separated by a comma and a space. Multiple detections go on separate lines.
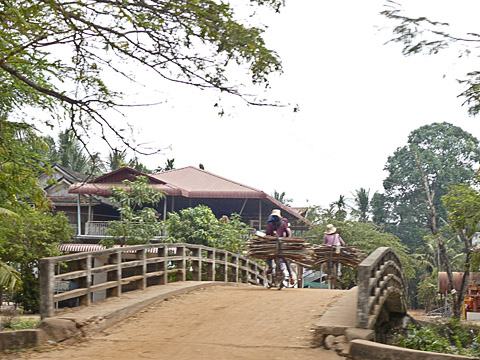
357, 247, 408, 329
39, 243, 266, 319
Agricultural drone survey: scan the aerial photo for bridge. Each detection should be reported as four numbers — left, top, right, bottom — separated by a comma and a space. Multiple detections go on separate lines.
6, 245, 409, 359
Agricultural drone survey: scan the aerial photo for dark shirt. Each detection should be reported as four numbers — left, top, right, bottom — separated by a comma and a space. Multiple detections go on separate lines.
266, 216, 288, 237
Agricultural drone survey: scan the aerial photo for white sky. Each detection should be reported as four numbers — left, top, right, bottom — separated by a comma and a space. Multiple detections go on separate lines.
43, 0, 480, 208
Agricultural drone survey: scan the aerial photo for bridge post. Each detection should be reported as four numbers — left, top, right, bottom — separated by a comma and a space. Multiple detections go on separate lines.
177, 246, 186, 281
107, 250, 122, 298
207, 249, 215, 281
218, 251, 227, 282
191, 247, 202, 281
136, 249, 147, 290
39, 258, 54, 319
79, 254, 92, 307
159, 245, 168, 285
231, 255, 239, 282
357, 262, 371, 328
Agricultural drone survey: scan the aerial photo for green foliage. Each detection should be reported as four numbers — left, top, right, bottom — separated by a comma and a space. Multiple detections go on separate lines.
0, 262, 22, 292
105, 176, 164, 246
306, 220, 416, 282
0, 309, 40, 331
273, 190, 293, 206
44, 130, 105, 175
394, 320, 480, 357
0, 120, 51, 211
349, 188, 371, 223
443, 183, 480, 240
165, 205, 249, 253
379, 122, 480, 251
417, 273, 442, 312
0, 207, 73, 312
394, 324, 451, 354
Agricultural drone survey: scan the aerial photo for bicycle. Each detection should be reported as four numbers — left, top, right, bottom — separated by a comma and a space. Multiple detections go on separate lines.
266, 237, 296, 290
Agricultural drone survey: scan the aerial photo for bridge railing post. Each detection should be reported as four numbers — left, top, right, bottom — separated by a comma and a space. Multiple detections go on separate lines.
79, 254, 92, 307
357, 262, 371, 328
136, 249, 147, 290
159, 245, 168, 285
107, 250, 122, 298
191, 246, 202, 281
218, 251, 227, 282
231, 255, 239, 283
207, 249, 215, 281
177, 246, 186, 282
39, 258, 54, 319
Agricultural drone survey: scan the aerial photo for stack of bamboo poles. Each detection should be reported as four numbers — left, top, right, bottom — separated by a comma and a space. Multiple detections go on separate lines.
310, 245, 366, 268
247, 235, 312, 262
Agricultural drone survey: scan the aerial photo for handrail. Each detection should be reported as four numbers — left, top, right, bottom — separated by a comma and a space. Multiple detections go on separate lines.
356, 247, 407, 329
39, 243, 266, 319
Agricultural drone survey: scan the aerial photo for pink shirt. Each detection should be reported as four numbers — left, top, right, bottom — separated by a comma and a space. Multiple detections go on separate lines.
323, 233, 345, 246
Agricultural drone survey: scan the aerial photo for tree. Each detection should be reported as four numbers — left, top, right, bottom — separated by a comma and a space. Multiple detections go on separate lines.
2, 0, 284, 153
44, 129, 103, 174
349, 188, 371, 223
380, 122, 480, 251
442, 182, 480, 317
0, 207, 72, 312
306, 220, 416, 290
107, 149, 128, 171
273, 190, 293, 206
330, 195, 347, 221
0, 119, 51, 211
105, 176, 164, 247
381, 2, 480, 116
165, 205, 249, 253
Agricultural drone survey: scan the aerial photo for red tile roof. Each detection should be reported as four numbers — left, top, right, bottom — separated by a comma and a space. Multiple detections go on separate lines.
151, 166, 266, 199
68, 166, 303, 220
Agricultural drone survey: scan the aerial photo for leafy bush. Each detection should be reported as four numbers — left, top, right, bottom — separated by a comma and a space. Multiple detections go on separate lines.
394, 324, 451, 353
394, 321, 480, 357
165, 205, 249, 253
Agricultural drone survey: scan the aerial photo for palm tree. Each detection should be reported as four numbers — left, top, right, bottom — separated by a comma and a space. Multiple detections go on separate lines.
350, 188, 371, 223
273, 190, 293, 206
330, 195, 347, 221
0, 262, 21, 291
45, 130, 91, 173
108, 148, 128, 171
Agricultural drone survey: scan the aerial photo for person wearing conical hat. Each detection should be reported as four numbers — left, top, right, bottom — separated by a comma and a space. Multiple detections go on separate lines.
323, 224, 345, 246
323, 224, 345, 288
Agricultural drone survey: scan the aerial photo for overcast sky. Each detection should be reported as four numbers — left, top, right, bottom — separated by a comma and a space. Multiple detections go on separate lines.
67, 1, 480, 208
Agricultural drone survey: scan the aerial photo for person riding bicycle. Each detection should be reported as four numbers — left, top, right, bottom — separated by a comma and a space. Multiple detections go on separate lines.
266, 209, 295, 285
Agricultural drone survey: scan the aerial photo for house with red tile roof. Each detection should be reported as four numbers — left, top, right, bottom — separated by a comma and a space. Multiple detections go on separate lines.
68, 166, 309, 238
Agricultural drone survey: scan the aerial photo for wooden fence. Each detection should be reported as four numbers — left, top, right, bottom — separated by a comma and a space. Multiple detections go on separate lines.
39, 243, 266, 319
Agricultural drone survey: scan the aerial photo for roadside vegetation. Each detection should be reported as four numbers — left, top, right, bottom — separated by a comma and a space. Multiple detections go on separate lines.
393, 319, 480, 357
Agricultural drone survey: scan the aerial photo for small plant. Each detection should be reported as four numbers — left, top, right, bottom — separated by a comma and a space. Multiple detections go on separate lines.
394, 321, 480, 357
394, 324, 451, 353
0, 308, 40, 331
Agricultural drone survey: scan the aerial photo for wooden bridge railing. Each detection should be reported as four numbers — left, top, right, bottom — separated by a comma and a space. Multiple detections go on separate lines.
39, 243, 266, 319
357, 247, 407, 329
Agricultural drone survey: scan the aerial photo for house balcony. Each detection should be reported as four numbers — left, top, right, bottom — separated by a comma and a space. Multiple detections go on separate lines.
79, 221, 163, 238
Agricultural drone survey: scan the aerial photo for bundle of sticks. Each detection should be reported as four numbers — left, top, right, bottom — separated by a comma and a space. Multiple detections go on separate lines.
310, 244, 367, 268
246, 235, 312, 262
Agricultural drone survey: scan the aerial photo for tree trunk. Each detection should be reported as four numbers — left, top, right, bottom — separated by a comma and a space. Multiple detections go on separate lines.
413, 149, 459, 317
457, 229, 471, 315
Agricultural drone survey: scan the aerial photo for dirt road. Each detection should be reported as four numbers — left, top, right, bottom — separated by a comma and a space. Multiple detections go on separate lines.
10, 285, 345, 360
